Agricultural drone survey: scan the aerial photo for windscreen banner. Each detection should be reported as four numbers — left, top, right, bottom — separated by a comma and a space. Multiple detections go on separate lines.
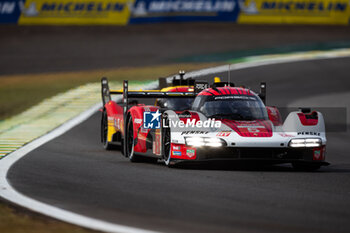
0, 0, 349, 25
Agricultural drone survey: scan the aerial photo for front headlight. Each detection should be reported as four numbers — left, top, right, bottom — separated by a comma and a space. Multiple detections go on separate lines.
185, 137, 224, 147
185, 137, 205, 147
289, 138, 322, 148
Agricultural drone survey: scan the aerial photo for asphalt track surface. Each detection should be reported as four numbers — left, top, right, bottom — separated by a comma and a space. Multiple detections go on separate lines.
7, 57, 350, 233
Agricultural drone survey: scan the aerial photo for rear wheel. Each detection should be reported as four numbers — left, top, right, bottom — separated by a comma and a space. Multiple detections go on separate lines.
126, 116, 140, 162
101, 110, 114, 150
292, 162, 321, 171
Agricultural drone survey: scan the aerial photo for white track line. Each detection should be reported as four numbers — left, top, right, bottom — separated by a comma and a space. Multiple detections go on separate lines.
0, 103, 158, 233
0, 48, 350, 233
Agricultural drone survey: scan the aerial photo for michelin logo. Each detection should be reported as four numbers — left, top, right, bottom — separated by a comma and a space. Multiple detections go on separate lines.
130, 0, 236, 16
19, 1, 39, 16
239, 0, 348, 15
143, 110, 161, 129
17, 1, 126, 17
238, 0, 258, 14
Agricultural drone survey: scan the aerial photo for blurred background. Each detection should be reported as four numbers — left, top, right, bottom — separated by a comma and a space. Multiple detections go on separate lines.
1, 0, 350, 232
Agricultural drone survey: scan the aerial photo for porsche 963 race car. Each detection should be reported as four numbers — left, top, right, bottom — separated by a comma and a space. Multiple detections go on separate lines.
100, 73, 328, 170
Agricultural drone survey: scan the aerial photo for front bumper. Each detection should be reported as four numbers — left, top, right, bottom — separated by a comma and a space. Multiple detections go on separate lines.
170, 143, 328, 166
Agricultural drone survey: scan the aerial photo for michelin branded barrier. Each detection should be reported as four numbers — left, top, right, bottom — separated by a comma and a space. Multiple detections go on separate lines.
0, 0, 349, 25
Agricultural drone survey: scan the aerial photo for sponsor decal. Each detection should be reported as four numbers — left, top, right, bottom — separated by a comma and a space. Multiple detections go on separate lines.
194, 82, 209, 93
172, 150, 182, 156
297, 131, 321, 136
143, 110, 161, 129
278, 132, 294, 137
313, 149, 322, 160
215, 95, 256, 100
181, 131, 209, 135
112, 118, 122, 129
153, 129, 161, 155
237, 125, 265, 133
134, 118, 142, 124
216, 131, 231, 137
140, 126, 148, 133
172, 145, 181, 150
186, 149, 195, 157
143, 106, 151, 112
178, 113, 191, 118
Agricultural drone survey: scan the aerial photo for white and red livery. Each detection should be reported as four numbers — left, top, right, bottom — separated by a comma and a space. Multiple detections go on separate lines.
101, 76, 328, 171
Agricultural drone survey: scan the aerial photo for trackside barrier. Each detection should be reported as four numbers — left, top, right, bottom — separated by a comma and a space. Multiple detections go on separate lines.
0, 0, 349, 25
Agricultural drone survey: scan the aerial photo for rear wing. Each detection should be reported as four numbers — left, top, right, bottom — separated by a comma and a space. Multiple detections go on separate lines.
101, 77, 196, 106
101, 77, 210, 105
158, 70, 196, 89
103, 77, 266, 106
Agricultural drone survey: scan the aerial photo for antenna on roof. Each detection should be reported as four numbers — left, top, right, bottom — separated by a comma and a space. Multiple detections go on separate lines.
179, 70, 185, 86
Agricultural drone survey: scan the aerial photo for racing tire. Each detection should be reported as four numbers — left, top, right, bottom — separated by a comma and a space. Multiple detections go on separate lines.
162, 116, 173, 167
101, 110, 115, 150
292, 162, 321, 171
126, 116, 140, 162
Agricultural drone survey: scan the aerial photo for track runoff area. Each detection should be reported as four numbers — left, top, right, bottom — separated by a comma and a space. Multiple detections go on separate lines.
1, 48, 350, 233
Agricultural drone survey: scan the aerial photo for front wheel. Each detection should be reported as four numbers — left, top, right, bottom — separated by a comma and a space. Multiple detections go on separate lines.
162, 117, 172, 167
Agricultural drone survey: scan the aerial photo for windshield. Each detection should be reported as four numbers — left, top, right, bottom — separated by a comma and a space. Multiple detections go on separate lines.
156, 98, 194, 111
199, 95, 268, 121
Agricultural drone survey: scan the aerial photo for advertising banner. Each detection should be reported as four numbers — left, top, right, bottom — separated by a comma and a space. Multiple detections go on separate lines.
1, 0, 131, 25
128, 0, 240, 23
0, 0, 349, 24
237, 0, 350, 25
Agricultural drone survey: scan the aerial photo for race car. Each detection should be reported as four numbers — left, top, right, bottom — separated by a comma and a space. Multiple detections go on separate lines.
101, 75, 329, 171
100, 72, 196, 151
